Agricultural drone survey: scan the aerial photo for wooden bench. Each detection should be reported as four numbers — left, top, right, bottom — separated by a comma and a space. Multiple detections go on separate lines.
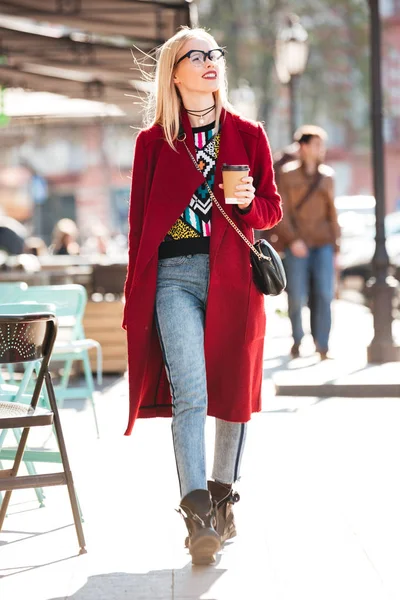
83, 300, 127, 374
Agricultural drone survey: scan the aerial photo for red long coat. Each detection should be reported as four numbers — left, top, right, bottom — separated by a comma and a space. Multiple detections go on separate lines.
122, 109, 282, 435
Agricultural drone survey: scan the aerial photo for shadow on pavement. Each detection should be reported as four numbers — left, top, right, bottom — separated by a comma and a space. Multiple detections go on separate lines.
263, 352, 320, 381
261, 397, 328, 414
0, 524, 73, 551
49, 565, 225, 600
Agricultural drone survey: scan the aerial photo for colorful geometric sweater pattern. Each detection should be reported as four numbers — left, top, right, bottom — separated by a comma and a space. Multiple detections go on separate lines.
158, 121, 220, 258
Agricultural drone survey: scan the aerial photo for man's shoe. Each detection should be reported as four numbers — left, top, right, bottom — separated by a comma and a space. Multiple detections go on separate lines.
179, 489, 221, 565
316, 348, 330, 361
208, 480, 240, 545
290, 343, 300, 358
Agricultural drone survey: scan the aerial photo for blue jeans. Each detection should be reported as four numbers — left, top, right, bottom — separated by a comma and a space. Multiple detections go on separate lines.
155, 254, 247, 500
284, 244, 334, 352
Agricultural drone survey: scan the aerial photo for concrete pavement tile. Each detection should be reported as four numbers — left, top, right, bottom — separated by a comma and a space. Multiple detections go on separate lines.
247, 402, 397, 600
2, 323, 400, 600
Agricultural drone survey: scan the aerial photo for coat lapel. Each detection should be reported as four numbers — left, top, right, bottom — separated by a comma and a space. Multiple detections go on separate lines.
135, 110, 203, 279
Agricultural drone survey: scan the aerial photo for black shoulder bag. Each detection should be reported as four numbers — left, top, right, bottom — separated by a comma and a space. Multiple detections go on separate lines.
179, 135, 287, 296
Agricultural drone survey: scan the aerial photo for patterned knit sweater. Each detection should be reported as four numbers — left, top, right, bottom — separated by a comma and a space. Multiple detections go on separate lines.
158, 121, 220, 259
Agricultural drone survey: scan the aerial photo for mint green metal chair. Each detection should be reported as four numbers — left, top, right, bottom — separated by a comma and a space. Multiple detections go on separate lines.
0, 281, 28, 299
15, 285, 102, 437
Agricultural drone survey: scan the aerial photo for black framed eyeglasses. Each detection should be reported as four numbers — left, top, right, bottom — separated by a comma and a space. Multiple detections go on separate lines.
175, 48, 225, 67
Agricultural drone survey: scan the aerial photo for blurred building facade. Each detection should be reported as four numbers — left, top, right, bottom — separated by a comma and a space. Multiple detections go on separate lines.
0, 0, 193, 241
1, 1, 399, 239
0, 115, 134, 243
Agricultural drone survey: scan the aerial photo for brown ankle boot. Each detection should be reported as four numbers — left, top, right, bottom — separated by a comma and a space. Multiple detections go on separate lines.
208, 480, 240, 544
179, 489, 221, 565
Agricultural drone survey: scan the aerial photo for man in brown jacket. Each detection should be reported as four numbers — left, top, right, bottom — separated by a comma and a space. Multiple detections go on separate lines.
274, 125, 340, 359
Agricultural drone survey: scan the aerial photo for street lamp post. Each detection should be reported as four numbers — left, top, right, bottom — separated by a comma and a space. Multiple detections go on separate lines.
288, 75, 300, 140
275, 14, 309, 139
367, 0, 399, 362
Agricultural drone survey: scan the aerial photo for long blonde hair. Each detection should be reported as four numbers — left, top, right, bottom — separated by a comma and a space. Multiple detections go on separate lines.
140, 27, 233, 149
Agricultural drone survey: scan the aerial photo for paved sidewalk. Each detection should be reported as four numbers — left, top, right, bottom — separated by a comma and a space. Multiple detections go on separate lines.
264, 297, 400, 397
1, 300, 400, 599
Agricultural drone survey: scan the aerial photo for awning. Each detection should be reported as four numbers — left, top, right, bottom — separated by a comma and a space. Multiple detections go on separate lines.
0, 0, 195, 115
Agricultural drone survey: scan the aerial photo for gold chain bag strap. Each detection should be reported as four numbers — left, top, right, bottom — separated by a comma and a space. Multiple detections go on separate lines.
178, 133, 286, 296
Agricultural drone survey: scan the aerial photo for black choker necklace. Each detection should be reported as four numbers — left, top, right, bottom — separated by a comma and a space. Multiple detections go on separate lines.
185, 104, 216, 125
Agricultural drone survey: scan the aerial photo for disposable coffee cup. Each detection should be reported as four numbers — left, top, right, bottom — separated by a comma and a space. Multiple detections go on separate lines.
222, 164, 250, 204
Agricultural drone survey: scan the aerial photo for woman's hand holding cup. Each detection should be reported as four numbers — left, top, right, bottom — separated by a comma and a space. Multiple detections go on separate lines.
219, 164, 255, 209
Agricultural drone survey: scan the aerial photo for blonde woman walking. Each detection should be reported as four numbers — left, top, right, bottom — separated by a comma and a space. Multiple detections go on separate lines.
123, 27, 282, 565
